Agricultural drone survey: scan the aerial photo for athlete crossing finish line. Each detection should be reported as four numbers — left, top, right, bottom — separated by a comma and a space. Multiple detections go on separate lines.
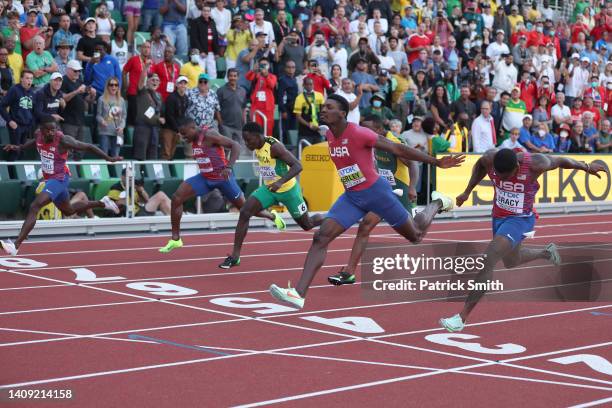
219, 122, 324, 269
439, 148, 608, 332
159, 118, 285, 254
269, 94, 466, 309
1, 120, 122, 256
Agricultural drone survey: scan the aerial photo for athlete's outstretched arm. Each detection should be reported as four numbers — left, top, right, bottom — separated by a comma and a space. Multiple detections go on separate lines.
3, 138, 36, 152
531, 153, 609, 178
268, 142, 302, 192
206, 130, 241, 169
456, 150, 495, 207
59, 135, 122, 162
374, 136, 465, 169
397, 156, 419, 201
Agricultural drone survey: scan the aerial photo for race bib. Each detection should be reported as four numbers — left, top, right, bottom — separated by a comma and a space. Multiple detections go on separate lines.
166, 82, 175, 93
197, 156, 213, 172
495, 187, 525, 214
256, 91, 266, 102
40, 152, 54, 174
258, 165, 277, 180
378, 168, 396, 186
144, 106, 155, 119
338, 164, 366, 189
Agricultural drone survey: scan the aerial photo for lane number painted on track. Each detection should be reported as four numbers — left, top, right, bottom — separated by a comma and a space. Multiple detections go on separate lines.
549, 354, 612, 376
210, 297, 296, 314
70, 268, 125, 282
301, 316, 385, 334
126, 282, 198, 297
0, 257, 47, 268
425, 333, 526, 355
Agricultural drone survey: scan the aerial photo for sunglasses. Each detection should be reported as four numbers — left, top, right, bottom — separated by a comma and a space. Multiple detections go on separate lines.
109, 83, 119, 87
199, 79, 208, 83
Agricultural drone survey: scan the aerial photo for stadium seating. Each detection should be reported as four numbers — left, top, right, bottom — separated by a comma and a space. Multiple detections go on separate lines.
78, 162, 120, 200
142, 163, 182, 197
0, 165, 22, 216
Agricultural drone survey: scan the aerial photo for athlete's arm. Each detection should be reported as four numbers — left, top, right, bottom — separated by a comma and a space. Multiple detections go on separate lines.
531, 153, 608, 179
456, 150, 495, 207
268, 142, 302, 192
59, 134, 123, 162
2, 138, 36, 152
205, 130, 241, 179
374, 136, 465, 168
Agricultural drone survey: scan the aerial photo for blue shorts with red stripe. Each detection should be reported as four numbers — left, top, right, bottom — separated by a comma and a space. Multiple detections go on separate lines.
42, 176, 70, 205
492, 214, 536, 248
185, 173, 243, 202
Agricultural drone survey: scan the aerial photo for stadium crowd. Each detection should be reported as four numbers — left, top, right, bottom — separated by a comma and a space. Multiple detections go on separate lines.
0, 0, 611, 218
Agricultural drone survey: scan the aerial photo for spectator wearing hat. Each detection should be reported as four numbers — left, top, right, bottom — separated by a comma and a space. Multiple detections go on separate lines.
179, 48, 205, 89
565, 54, 590, 106
54, 40, 73, 75
84, 41, 122, 96
33, 71, 64, 125
186, 72, 221, 130
512, 34, 531, 66
555, 123, 573, 153
361, 91, 395, 128
216, 68, 248, 153
152, 46, 180, 102
0, 70, 34, 161
76, 17, 99, 66
190, 4, 220, 78
486, 29, 510, 64
123, 41, 152, 125
61, 59, 96, 160
507, 5, 523, 33
52, 14, 75, 59
160, 75, 189, 159
276, 29, 305, 75
97, 76, 127, 157
246, 57, 276, 136
226, 15, 253, 71
134, 71, 164, 160
160, 0, 188, 59
26, 36, 58, 90
21, 9, 50, 61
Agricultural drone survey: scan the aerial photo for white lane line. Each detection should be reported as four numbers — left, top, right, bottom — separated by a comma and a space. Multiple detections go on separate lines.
569, 397, 612, 408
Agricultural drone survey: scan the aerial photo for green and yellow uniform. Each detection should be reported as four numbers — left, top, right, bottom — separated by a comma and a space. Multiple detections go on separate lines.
251, 137, 308, 219
375, 132, 413, 209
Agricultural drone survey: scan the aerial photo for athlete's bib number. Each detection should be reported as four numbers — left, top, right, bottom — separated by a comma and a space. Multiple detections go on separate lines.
258, 165, 277, 181
256, 91, 266, 102
338, 164, 366, 189
41, 152, 54, 174
495, 187, 525, 214
378, 168, 396, 186
197, 156, 213, 173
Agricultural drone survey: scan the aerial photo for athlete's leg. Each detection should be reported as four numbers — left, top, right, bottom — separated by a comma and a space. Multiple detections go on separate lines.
392, 198, 444, 242
501, 243, 552, 269
295, 218, 347, 296
169, 182, 197, 241
13, 192, 53, 249
230, 195, 263, 259
460, 235, 514, 322
230, 195, 276, 221
344, 212, 381, 275
294, 213, 325, 231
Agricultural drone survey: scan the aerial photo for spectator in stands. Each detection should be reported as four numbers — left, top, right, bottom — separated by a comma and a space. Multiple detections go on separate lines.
153, 46, 180, 102
186, 72, 221, 130
276, 28, 305, 75
5, 38, 22, 85
123, 41, 152, 125
211, 0, 231, 39
108, 168, 172, 216
61, 60, 96, 160
94, 2, 115, 44
33, 72, 64, 124
236, 39, 260, 92
111, 25, 129, 70
160, 76, 189, 160
555, 123, 573, 153
76, 17, 99, 66
2, 12, 22, 57
226, 15, 252, 72
179, 48, 205, 89
250, 8, 275, 45
85, 41, 122, 96
0, 70, 34, 161
141, 0, 162, 33
27, 36, 58, 90
277, 60, 298, 141
54, 40, 72, 75
124, 0, 143, 49
305, 59, 331, 96
501, 86, 527, 144
67, 0, 87, 34
134, 71, 163, 160
0, 48, 13, 97
401, 116, 429, 154
336, 78, 361, 125
160, 0, 188, 59
500, 127, 526, 151
351, 57, 378, 111
217, 68, 247, 153
149, 27, 167, 65
362, 91, 395, 128
190, 4, 219, 79
246, 57, 276, 136
21, 9, 48, 61
530, 123, 556, 153
597, 120, 611, 153
293, 76, 324, 145
52, 14, 75, 59
97, 77, 127, 157
471, 101, 496, 153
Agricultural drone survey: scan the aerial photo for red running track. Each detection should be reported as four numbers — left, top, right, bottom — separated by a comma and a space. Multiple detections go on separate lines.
0, 213, 611, 407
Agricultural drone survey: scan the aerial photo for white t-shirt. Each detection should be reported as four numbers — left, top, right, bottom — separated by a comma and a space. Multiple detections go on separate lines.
112, 39, 129, 69
250, 21, 275, 44
500, 139, 525, 151
551, 104, 571, 122
96, 17, 114, 37
211, 7, 232, 36
378, 55, 395, 72
329, 47, 348, 79
336, 90, 360, 124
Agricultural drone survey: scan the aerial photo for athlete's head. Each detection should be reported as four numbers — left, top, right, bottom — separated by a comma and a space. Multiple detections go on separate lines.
321, 94, 349, 126
242, 121, 265, 151
40, 119, 57, 142
493, 148, 519, 180
177, 118, 198, 142
421, 116, 436, 136
361, 114, 384, 135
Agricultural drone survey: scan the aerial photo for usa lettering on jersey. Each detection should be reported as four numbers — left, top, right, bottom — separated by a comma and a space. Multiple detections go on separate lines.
493, 179, 525, 192
330, 146, 350, 157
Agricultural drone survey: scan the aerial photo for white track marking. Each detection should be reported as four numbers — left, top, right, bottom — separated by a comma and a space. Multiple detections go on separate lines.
569, 397, 612, 408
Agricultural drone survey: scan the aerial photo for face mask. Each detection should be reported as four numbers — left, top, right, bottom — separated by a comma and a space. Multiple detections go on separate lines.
298, 1, 306, 7
463, 43, 470, 49
191, 55, 199, 64
474, 40, 482, 47
536, 26, 543, 33
607, 83, 612, 90
373, 100, 382, 108
469, 24, 476, 30
560, 131, 569, 138
314, 17, 322, 23
592, 81, 598, 87
538, 129, 546, 137
526, 23, 533, 31
549, 30, 555, 36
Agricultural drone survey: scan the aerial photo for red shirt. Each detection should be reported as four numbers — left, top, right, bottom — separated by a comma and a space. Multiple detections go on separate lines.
571, 23, 590, 43
326, 123, 379, 192
489, 151, 539, 218
152, 61, 180, 101
527, 31, 545, 48
305, 73, 331, 95
20, 26, 39, 60
192, 128, 228, 181
520, 80, 538, 113
245, 71, 277, 112
35, 129, 69, 181
123, 55, 151, 96
407, 33, 431, 64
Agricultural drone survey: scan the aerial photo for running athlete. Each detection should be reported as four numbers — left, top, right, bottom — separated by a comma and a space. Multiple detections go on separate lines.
219, 122, 324, 269
159, 118, 284, 253
328, 115, 419, 285
1, 120, 122, 255
269, 94, 465, 308
439, 148, 607, 332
